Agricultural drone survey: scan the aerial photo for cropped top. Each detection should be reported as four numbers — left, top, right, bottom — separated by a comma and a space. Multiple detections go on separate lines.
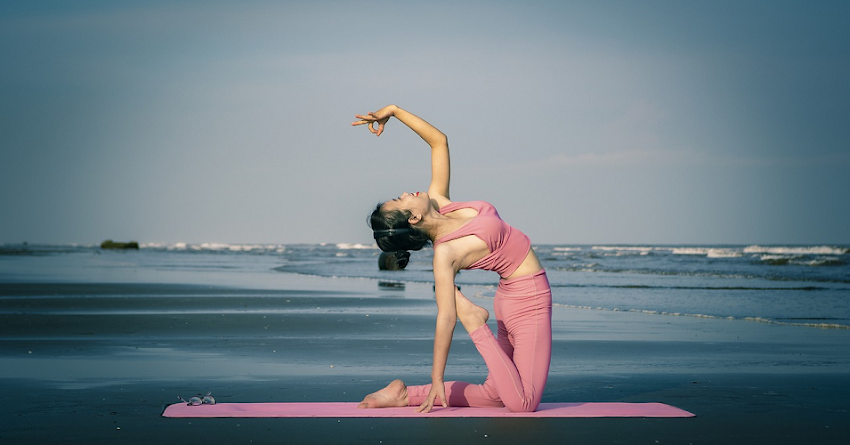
433, 201, 532, 277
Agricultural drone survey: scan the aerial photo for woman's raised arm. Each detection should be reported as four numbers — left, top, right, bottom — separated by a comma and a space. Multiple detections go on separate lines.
352, 105, 451, 201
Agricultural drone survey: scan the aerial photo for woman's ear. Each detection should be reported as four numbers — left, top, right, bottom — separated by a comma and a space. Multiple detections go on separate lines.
408, 214, 422, 226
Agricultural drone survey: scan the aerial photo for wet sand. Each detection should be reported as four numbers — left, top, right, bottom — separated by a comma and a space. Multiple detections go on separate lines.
1, 276, 848, 444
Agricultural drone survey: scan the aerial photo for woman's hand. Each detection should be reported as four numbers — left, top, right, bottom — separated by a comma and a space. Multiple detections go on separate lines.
414, 379, 447, 413
351, 105, 397, 136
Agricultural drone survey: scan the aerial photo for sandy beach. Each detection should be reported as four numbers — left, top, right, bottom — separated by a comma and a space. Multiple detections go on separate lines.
1, 256, 848, 444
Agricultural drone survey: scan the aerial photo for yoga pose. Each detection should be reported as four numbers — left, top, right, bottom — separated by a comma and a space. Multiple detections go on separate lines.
352, 105, 552, 413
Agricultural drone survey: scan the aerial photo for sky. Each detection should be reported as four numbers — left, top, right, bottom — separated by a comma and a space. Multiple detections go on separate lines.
1, 0, 848, 246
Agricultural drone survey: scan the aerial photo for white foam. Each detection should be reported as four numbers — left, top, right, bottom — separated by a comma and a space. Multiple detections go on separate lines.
197, 243, 231, 250
706, 249, 743, 258
591, 246, 656, 252
671, 247, 742, 258
797, 257, 843, 266
671, 247, 709, 255
335, 243, 376, 250
744, 245, 848, 255
140, 242, 287, 253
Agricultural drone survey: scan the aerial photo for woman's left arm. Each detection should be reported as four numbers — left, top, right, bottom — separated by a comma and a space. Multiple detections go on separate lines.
416, 246, 459, 413
389, 107, 450, 202
351, 105, 451, 203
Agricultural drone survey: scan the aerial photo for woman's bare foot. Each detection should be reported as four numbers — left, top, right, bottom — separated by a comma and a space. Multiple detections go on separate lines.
455, 290, 489, 333
357, 379, 409, 409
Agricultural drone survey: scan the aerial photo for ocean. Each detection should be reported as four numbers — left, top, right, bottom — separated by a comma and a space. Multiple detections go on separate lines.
2, 243, 847, 329
2, 241, 850, 445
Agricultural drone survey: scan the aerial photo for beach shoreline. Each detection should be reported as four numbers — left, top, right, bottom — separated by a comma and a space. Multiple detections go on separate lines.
1, 250, 848, 444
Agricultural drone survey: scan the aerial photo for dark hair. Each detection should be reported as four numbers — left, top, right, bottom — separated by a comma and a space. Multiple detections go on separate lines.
369, 203, 431, 252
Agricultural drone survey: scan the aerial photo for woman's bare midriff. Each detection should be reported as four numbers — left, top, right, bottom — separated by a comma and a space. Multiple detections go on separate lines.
503, 248, 544, 280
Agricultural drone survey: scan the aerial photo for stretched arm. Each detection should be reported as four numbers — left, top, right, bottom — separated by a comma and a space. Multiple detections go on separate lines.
352, 105, 451, 202
415, 245, 460, 413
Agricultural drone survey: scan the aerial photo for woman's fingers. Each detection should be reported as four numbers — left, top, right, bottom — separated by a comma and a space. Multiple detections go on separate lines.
351, 120, 379, 135
352, 111, 389, 136
415, 390, 436, 413
413, 382, 446, 413
415, 399, 433, 413
435, 383, 447, 408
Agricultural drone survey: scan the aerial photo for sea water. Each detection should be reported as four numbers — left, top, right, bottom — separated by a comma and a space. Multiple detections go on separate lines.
1, 243, 848, 328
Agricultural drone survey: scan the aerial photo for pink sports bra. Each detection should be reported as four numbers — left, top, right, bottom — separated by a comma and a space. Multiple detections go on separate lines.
434, 201, 532, 277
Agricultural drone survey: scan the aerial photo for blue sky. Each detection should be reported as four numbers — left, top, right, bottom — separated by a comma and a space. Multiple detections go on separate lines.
1, 0, 848, 245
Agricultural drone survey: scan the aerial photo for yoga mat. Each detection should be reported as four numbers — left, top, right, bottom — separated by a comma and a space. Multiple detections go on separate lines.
162, 402, 694, 418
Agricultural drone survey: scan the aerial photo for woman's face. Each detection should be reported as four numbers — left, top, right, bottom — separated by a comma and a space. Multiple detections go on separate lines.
382, 191, 430, 216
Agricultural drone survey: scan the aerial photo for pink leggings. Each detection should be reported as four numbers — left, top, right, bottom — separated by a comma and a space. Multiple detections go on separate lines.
407, 270, 552, 412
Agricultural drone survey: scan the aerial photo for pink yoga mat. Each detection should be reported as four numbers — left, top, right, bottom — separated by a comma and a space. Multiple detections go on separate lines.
162, 402, 694, 418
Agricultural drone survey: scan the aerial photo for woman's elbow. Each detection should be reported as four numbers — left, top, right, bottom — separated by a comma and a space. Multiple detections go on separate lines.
429, 133, 447, 148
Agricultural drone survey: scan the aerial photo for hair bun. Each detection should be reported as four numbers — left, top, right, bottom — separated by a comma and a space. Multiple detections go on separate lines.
378, 250, 410, 271
393, 250, 411, 268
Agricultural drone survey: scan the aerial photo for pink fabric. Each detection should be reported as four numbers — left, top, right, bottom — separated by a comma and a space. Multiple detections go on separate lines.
162, 402, 695, 418
434, 201, 531, 277
407, 270, 552, 412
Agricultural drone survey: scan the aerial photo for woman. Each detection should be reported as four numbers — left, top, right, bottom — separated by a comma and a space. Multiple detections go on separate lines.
352, 105, 552, 413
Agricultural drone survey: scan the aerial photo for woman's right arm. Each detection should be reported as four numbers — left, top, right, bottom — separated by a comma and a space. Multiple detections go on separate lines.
415, 245, 460, 413
352, 105, 451, 202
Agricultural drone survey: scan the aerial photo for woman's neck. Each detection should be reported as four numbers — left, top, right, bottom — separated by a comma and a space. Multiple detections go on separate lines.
421, 209, 467, 242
